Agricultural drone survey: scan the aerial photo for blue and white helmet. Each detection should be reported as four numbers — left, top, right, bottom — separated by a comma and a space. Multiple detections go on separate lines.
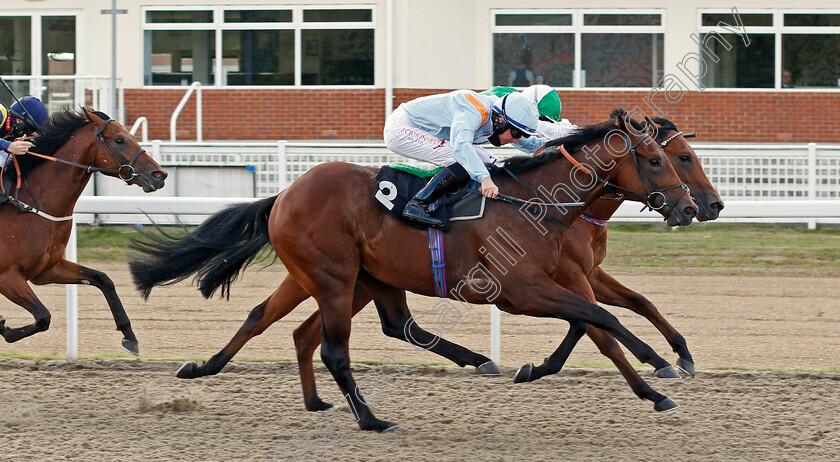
491, 92, 539, 136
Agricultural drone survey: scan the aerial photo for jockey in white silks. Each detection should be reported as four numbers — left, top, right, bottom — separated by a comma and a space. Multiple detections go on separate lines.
383, 90, 545, 229
505, 84, 580, 141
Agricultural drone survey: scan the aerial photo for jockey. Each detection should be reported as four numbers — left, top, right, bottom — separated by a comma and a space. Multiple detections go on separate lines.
483, 85, 579, 140
0, 96, 49, 167
520, 84, 578, 140
384, 90, 544, 229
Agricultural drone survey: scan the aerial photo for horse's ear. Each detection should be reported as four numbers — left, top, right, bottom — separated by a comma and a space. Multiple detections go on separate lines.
614, 113, 628, 132
83, 107, 103, 125
643, 115, 658, 136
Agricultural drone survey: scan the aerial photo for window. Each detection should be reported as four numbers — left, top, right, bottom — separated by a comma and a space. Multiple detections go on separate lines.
491, 10, 665, 88
0, 13, 78, 112
699, 11, 840, 89
142, 6, 375, 87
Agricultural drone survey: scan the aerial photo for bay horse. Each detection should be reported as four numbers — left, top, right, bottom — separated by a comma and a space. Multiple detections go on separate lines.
129, 114, 697, 432
0, 108, 166, 354
138, 114, 719, 415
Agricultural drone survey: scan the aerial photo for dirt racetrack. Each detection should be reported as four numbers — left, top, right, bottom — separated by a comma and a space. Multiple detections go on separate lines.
1, 263, 839, 461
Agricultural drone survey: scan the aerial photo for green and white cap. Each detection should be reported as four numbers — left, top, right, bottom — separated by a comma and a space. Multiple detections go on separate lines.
521, 85, 562, 121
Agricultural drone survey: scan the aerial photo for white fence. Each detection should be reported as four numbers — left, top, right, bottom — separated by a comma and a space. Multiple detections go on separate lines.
80, 140, 840, 226
138, 140, 840, 199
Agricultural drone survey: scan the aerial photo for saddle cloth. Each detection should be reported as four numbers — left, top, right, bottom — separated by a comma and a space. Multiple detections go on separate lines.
371, 165, 485, 231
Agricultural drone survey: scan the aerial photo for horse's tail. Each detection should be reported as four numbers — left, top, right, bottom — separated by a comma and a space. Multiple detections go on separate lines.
128, 195, 278, 300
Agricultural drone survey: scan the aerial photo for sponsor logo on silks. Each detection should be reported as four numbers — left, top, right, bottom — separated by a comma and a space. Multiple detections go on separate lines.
402, 127, 446, 148
375, 180, 398, 210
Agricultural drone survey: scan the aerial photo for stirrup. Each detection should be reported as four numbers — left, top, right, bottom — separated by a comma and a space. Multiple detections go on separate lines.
403, 201, 444, 228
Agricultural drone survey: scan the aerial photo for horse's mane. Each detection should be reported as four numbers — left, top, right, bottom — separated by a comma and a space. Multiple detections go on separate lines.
491, 113, 623, 177
608, 109, 681, 140
5, 107, 110, 182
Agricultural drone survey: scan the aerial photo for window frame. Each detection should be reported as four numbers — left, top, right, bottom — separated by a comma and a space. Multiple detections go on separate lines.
698, 9, 840, 90
141, 4, 376, 89
0, 9, 83, 107
490, 8, 666, 90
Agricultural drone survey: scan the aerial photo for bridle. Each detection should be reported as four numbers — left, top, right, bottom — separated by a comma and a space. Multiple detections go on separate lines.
559, 132, 689, 213
21, 119, 146, 183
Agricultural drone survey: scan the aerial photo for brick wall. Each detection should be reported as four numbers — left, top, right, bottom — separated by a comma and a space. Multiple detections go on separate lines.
125, 88, 840, 143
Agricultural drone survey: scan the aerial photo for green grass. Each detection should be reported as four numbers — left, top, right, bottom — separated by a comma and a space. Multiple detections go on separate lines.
602, 223, 840, 269
78, 223, 840, 270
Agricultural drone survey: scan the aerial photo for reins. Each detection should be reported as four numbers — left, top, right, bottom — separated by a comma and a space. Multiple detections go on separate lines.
0, 118, 146, 221
494, 130, 689, 228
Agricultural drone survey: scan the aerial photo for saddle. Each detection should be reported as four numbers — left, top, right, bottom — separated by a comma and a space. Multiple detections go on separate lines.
372, 164, 486, 232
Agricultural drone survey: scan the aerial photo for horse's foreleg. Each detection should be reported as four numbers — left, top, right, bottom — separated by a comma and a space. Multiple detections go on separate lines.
0, 275, 51, 343
588, 266, 694, 377
293, 283, 371, 412
586, 327, 678, 411
177, 275, 310, 379
504, 281, 675, 378
358, 274, 500, 375
31, 260, 137, 353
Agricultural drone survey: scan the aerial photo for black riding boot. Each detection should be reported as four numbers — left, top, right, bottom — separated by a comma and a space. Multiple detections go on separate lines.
402, 163, 470, 229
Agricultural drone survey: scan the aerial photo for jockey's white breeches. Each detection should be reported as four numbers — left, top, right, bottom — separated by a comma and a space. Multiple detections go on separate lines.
383, 106, 501, 170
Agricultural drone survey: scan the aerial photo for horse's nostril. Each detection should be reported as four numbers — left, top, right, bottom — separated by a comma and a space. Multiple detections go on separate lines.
711, 201, 724, 211
153, 170, 167, 180
684, 206, 696, 217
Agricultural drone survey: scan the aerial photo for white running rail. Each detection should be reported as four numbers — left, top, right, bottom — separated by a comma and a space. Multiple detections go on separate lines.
129, 117, 148, 143
170, 82, 202, 142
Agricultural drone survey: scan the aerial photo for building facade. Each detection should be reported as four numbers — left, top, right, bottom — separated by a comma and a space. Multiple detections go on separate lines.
1, 0, 839, 142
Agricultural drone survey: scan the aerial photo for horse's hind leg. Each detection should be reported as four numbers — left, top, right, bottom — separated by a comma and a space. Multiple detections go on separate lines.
294, 283, 372, 411
0, 276, 51, 343
177, 275, 311, 379
32, 259, 138, 354
295, 275, 499, 412
589, 266, 694, 376
358, 273, 500, 373
315, 286, 398, 433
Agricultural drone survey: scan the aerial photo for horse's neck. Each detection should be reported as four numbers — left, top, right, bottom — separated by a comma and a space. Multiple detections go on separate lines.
582, 196, 622, 220
22, 131, 93, 217
505, 153, 611, 226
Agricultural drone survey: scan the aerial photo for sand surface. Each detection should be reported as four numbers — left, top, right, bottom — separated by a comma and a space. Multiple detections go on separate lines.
1, 263, 839, 461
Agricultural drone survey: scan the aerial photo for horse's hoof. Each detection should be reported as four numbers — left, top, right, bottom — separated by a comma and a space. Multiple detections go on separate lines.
176, 361, 198, 379
379, 423, 399, 433
476, 360, 502, 376
654, 398, 680, 412
121, 338, 140, 356
304, 397, 335, 412
513, 363, 534, 383
677, 358, 696, 378
655, 365, 682, 380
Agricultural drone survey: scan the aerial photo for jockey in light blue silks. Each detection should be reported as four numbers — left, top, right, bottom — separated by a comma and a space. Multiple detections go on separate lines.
383, 90, 544, 229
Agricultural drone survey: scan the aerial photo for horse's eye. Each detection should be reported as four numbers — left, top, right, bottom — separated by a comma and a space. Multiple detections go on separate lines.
649, 157, 660, 167
115, 137, 124, 144
679, 154, 691, 162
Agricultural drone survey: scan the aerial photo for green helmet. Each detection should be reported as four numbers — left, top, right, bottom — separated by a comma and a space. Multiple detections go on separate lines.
521, 85, 562, 121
